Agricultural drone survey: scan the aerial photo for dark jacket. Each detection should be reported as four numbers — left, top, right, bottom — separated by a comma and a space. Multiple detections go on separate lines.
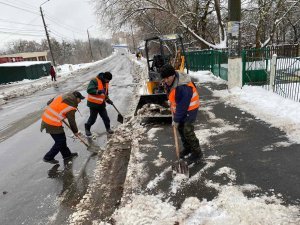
86, 77, 109, 110
165, 72, 198, 123
40, 92, 79, 134
50, 66, 56, 77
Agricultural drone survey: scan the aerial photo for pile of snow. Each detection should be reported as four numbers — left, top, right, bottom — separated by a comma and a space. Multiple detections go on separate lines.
111, 186, 299, 225
0, 58, 112, 105
137, 103, 170, 116
0, 61, 51, 67
70, 57, 300, 224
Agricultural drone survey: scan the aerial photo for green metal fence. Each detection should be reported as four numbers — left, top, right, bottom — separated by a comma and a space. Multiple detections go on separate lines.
185, 50, 212, 71
241, 48, 269, 86
211, 50, 228, 81
186, 45, 299, 86
274, 57, 300, 102
185, 49, 229, 80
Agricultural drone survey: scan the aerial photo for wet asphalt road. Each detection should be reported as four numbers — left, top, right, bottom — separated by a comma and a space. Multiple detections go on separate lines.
0, 53, 134, 225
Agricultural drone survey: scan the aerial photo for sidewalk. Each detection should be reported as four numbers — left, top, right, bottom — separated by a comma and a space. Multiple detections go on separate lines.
115, 81, 300, 224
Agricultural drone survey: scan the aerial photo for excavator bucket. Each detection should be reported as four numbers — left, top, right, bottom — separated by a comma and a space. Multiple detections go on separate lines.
134, 93, 172, 122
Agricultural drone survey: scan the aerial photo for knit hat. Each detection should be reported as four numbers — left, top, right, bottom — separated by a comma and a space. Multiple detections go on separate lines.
160, 64, 176, 79
98, 72, 112, 81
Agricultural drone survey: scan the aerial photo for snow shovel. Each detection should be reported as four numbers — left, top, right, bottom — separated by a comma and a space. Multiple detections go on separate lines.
111, 103, 124, 123
172, 124, 189, 177
62, 120, 99, 153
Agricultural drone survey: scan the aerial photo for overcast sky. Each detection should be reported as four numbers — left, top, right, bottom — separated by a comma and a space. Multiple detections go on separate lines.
0, 0, 109, 50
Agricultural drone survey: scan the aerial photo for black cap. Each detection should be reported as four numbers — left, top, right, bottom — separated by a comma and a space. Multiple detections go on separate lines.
160, 64, 176, 79
73, 91, 85, 100
98, 72, 112, 81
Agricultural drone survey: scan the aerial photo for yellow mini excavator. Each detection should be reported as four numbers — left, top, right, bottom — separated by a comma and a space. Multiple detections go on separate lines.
134, 34, 188, 121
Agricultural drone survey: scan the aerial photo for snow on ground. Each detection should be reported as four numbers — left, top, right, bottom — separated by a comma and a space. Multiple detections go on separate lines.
0, 55, 115, 105
191, 71, 300, 144
6, 54, 298, 224
96, 67, 300, 224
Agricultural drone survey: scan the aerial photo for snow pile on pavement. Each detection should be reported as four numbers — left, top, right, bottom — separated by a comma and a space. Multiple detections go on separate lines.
0, 55, 115, 105
70, 57, 300, 224
214, 86, 300, 144
190, 71, 300, 144
108, 68, 300, 224
110, 185, 299, 225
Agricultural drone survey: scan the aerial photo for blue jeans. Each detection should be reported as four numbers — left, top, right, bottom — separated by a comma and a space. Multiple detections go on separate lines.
44, 133, 71, 160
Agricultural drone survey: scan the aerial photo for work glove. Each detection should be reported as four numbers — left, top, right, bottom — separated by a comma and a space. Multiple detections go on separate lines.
97, 90, 105, 95
106, 98, 113, 105
172, 121, 179, 128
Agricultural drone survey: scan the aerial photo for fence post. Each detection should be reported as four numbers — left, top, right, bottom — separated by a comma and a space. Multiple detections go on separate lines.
269, 54, 277, 92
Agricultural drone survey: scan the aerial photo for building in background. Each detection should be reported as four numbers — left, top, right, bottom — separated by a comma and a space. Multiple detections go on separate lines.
0, 51, 48, 64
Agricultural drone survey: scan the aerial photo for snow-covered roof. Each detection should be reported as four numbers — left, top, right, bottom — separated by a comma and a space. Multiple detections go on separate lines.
0, 61, 51, 67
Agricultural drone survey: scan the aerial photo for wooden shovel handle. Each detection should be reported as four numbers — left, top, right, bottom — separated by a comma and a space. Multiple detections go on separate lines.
172, 125, 180, 160
62, 120, 89, 147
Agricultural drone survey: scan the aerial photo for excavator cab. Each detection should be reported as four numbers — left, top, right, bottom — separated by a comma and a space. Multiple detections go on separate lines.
134, 34, 188, 121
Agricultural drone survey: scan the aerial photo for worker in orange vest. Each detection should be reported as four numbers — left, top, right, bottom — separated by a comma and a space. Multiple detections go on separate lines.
41, 91, 85, 164
85, 72, 114, 136
160, 64, 202, 164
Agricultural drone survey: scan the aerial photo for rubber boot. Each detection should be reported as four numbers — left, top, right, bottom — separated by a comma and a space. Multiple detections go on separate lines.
85, 124, 92, 137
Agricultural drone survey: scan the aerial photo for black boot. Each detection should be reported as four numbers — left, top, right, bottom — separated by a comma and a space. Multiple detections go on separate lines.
85, 124, 92, 136
43, 158, 59, 164
106, 128, 114, 134
179, 149, 191, 159
63, 152, 78, 160
186, 151, 203, 165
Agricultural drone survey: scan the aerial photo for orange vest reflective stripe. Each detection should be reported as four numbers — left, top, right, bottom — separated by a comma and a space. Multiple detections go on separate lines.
169, 82, 200, 113
42, 95, 76, 126
87, 77, 109, 105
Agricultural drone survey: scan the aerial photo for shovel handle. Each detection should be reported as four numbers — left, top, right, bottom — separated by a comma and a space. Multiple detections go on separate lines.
112, 103, 121, 115
172, 125, 180, 159
62, 120, 89, 147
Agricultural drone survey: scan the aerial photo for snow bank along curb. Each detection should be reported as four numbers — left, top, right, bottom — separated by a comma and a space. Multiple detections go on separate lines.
68, 56, 146, 224
0, 56, 115, 106
70, 58, 300, 224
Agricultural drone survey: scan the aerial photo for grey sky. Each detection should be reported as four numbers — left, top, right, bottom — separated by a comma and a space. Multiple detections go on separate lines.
0, 0, 108, 50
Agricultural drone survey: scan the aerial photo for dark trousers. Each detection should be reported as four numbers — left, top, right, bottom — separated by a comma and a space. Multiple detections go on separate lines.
44, 133, 71, 160
86, 107, 110, 131
51, 75, 56, 81
178, 122, 201, 154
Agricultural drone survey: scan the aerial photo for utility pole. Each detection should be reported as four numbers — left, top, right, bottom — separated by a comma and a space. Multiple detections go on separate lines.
227, 0, 242, 89
40, 1, 56, 66
87, 27, 94, 61
131, 25, 136, 53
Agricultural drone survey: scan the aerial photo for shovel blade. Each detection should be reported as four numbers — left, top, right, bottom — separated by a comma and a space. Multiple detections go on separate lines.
172, 160, 189, 177
117, 114, 124, 123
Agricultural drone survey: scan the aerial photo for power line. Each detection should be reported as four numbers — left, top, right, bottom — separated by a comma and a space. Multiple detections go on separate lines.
0, 31, 45, 37
0, 1, 39, 16
0, 16, 41, 42
49, 29, 74, 42
0, 18, 43, 27
5, 0, 37, 11
44, 14, 86, 35
0, 27, 44, 32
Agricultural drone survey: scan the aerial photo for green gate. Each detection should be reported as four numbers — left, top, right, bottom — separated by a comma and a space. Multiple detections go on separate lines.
185, 50, 212, 71
241, 49, 269, 86
212, 50, 228, 81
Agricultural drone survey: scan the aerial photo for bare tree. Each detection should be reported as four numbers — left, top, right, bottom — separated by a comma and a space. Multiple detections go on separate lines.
94, 0, 227, 49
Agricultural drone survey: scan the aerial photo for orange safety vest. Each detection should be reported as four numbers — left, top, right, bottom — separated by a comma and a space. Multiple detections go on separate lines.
169, 82, 200, 113
87, 77, 109, 105
42, 95, 76, 126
